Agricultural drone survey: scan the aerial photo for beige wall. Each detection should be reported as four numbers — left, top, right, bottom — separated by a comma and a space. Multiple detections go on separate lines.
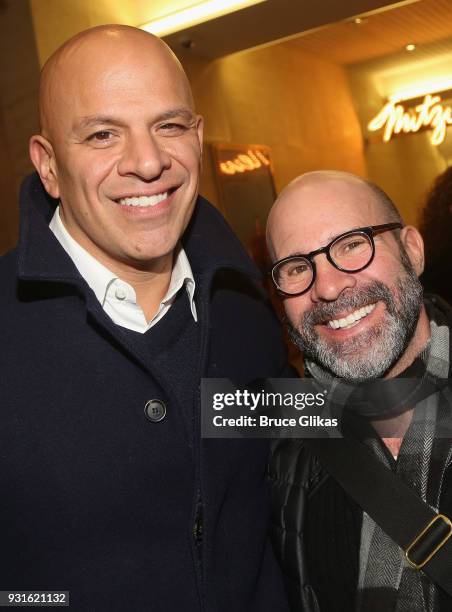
30, 0, 207, 65
182, 40, 367, 207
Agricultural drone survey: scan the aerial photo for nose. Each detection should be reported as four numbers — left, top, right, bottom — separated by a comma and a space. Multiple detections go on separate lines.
117, 130, 171, 180
310, 253, 357, 302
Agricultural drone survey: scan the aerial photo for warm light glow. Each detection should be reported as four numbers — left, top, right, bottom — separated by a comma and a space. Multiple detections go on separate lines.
368, 94, 452, 145
390, 79, 452, 103
219, 149, 270, 175
141, 0, 266, 37
405, 43, 416, 52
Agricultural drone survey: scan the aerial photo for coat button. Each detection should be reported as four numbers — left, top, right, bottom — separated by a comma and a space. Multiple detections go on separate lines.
144, 399, 166, 422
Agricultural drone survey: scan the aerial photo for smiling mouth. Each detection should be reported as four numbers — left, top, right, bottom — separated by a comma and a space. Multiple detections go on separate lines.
326, 303, 377, 330
115, 190, 173, 208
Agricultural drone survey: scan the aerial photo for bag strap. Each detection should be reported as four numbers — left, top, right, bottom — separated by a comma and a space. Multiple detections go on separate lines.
304, 437, 452, 597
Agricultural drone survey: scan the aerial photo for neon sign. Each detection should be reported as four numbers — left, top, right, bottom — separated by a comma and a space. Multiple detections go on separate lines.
368, 94, 452, 145
219, 149, 271, 175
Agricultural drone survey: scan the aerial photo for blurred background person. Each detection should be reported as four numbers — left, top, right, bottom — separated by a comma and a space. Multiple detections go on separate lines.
419, 167, 452, 303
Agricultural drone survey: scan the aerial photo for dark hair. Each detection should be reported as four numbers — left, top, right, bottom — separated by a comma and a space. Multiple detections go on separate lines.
418, 167, 452, 301
419, 167, 452, 260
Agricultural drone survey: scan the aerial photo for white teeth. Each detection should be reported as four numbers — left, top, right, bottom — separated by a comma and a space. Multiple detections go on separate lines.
117, 192, 168, 207
327, 303, 376, 329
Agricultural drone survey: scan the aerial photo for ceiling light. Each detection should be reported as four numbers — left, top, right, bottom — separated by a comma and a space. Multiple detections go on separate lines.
405, 43, 416, 52
141, 0, 267, 37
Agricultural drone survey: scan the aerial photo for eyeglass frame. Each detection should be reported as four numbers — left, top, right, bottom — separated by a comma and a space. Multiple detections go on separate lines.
270, 222, 403, 297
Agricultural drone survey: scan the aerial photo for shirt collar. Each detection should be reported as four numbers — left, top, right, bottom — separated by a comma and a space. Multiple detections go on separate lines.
49, 206, 197, 322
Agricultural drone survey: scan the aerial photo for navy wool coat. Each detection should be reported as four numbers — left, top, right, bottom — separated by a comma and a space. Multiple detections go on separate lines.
0, 174, 290, 612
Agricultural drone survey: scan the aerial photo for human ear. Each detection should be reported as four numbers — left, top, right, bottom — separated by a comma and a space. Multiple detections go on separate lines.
29, 135, 60, 199
400, 225, 425, 276
196, 115, 204, 156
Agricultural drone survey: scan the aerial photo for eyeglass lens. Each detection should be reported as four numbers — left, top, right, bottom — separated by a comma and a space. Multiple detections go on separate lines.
274, 231, 373, 294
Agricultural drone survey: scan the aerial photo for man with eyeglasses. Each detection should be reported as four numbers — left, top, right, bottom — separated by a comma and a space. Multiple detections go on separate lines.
266, 170, 452, 611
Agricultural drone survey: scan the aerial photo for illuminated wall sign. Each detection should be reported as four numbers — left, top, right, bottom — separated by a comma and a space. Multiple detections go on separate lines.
219, 148, 270, 175
210, 142, 276, 250
368, 94, 452, 145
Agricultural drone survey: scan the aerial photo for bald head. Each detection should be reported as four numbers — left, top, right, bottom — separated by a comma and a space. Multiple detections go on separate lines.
266, 170, 430, 383
29, 23, 203, 276
39, 25, 194, 139
267, 171, 402, 260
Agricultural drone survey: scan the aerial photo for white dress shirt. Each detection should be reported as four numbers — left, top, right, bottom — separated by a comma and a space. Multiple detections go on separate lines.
49, 206, 197, 333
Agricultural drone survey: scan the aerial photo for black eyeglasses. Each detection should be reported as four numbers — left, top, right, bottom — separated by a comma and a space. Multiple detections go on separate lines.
270, 223, 403, 296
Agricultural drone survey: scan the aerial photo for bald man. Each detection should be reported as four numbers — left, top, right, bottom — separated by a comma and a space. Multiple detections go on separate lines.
0, 26, 290, 611
266, 171, 452, 611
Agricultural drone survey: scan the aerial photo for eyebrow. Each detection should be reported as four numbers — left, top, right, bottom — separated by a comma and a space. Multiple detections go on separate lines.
284, 225, 365, 258
75, 108, 197, 131
75, 116, 123, 130
157, 108, 197, 122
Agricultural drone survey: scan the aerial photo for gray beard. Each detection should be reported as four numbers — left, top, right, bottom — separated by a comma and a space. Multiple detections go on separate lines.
287, 259, 423, 382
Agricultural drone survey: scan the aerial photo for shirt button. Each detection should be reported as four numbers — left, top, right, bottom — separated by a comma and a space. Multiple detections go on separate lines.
144, 399, 167, 423
115, 286, 127, 301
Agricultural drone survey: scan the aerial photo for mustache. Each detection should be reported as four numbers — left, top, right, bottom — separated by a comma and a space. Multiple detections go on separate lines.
301, 281, 395, 326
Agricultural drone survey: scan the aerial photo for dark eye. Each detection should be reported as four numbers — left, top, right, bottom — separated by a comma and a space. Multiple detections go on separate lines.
343, 239, 365, 252
332, 235, 371, 262
286, 262, 309, 277
89, 130, 113, 142
159, 122, 189, 135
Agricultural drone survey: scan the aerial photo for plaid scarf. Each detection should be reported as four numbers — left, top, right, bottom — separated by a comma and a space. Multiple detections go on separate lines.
306, 296, 452, 612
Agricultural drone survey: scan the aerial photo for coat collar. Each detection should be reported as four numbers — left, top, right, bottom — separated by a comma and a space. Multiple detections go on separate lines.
17, 172, 260, 284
